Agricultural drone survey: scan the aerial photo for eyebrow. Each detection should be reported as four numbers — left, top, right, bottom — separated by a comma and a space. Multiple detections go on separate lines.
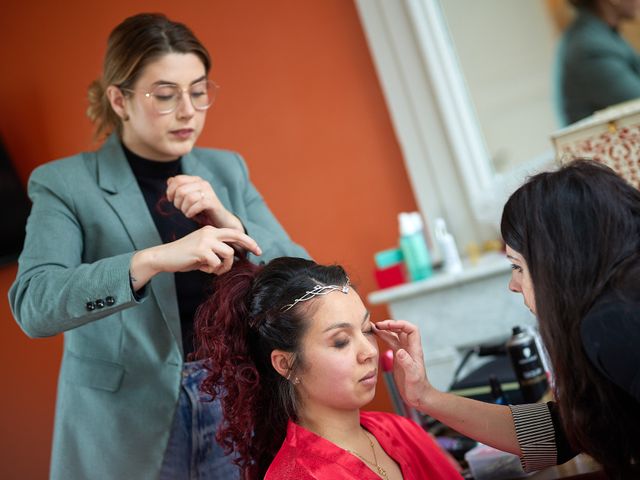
322, 311, 371, 333
151, 75, 207, 87
506, 254, 520, 262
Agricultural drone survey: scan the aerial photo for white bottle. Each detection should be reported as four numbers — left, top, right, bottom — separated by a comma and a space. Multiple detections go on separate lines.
434, 218, 463, 274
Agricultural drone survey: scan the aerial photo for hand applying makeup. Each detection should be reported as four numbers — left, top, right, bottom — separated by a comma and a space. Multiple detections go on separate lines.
166, 174, 244, 231
373, 320, 433, 409
373, 320, 521, 456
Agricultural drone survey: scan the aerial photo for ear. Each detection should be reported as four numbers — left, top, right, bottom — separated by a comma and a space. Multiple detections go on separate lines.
105, 85, 129, 120
271, 349, 295, 379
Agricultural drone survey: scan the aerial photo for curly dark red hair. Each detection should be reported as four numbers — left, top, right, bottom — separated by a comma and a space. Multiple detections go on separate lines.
192, 257, 349, 479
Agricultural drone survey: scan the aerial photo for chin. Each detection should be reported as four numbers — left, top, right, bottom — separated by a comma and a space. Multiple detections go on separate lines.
342, 389, 377, 410
167, 142, 195, 158
362, 388, 377, 406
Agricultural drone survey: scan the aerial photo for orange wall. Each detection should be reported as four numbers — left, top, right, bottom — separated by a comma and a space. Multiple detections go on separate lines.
0, 1, 418, 477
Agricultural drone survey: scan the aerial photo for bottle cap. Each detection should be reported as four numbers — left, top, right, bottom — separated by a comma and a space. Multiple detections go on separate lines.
411, 212, 424, 230
399, 212, 420, 236
434, 218, 447, 239
374, 248, 404, 269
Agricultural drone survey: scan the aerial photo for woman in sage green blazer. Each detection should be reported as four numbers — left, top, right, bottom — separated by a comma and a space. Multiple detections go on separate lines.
9, 13, 307, 480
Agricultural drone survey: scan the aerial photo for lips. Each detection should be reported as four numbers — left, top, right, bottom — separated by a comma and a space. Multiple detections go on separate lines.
359, 369, 377, 382
170, 128, 194, 139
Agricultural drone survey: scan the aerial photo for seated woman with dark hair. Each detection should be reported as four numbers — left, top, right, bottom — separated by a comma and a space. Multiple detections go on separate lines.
192, 257, 462, 480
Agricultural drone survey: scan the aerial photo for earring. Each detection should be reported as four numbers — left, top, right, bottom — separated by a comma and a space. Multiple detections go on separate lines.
123, 114, 130, 121
293, 377, 300, 385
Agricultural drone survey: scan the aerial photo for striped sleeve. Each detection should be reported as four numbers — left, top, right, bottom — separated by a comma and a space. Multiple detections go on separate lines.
509, 403, 557, 472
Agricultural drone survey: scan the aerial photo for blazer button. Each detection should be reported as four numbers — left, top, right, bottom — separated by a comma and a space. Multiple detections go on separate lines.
105, 296, 116, 306
96, 299, 105, 309
86, 301, 96, 311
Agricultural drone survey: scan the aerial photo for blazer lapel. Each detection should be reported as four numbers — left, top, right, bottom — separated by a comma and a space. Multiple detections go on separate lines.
97, 135, 183, 357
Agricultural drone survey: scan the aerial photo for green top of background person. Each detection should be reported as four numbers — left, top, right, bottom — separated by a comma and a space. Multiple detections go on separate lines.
556, 0, 640, 125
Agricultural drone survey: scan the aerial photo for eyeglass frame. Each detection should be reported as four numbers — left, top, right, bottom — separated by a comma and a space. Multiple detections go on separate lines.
118, 79, 219, 115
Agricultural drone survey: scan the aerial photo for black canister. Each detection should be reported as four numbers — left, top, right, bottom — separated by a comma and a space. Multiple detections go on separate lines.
506, 326, 549, 403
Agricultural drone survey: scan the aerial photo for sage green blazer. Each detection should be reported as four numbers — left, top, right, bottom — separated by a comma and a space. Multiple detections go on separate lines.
9, 134, 307, 480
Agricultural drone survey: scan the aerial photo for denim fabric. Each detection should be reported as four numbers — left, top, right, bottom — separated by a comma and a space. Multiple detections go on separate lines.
160, 361, 240, 480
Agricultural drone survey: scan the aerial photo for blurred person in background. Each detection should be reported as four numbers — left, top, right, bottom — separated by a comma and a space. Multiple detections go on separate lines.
556, 0, 640, 125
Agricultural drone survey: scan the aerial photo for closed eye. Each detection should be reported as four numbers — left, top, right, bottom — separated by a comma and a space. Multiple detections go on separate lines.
155, 94, 176, 101
334, 338, 349, 349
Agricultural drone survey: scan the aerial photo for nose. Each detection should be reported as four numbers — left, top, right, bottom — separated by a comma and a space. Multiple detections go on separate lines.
508, 275, 521, 293
357, 333, 379, 363
176, 90, 195, 118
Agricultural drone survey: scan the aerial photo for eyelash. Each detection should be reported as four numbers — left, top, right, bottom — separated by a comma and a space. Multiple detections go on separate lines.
333, 327, 375, 349
511, 264, 523, 273
334, 340, 349, 349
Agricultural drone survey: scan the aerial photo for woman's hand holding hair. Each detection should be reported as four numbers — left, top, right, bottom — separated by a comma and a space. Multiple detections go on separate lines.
129, 226, 261, 291
374, 319, 436, 408
166, 175, 244, 231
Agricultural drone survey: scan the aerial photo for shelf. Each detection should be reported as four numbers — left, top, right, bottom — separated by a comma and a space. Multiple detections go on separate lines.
367, 252, 511, 305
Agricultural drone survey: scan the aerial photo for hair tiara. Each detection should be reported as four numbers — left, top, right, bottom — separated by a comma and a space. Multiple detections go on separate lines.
280, 279, 350, 312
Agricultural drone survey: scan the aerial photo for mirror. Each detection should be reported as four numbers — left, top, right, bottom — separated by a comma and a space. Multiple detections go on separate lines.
437, 0, 640, 174
437, 0, 558, 174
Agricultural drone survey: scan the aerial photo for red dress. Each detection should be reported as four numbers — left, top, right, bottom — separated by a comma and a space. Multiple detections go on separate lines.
265, 411, 463, 479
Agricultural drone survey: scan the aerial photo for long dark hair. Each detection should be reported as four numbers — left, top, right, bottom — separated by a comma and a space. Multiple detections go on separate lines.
192, 257, 349, 479
501, 160, 640, 478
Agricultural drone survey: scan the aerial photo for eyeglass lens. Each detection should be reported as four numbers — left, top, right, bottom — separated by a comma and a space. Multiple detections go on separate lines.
152, 80, 217, 113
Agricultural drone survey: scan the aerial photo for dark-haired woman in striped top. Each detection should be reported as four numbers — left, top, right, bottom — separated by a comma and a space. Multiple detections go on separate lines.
377, 160, 640, 480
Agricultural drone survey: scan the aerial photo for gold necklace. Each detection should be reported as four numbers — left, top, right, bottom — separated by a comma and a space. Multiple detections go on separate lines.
348, 430, 390, 480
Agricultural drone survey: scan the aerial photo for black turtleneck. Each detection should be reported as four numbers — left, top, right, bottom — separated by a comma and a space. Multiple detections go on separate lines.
123, 143, 210, 357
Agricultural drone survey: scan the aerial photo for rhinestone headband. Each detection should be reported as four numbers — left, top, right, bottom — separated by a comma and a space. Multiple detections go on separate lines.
280, 279, 350, 312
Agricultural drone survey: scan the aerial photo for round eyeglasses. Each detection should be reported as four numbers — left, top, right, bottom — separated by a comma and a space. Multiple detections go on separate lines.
120, 79, 219, 115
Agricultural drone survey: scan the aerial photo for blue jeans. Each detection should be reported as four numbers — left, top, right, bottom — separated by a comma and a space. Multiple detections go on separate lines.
159, 361, 240, 480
